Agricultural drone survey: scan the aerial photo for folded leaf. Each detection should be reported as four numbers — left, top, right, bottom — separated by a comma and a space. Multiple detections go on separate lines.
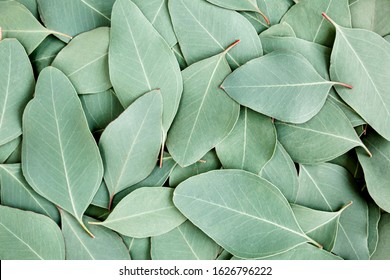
0, 205, 65, 260
91, 187, 186, 238
173, 170, 320, 259
22, 67, 103, 236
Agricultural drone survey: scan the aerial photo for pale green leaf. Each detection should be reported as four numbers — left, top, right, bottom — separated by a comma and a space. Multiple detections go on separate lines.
328, 90, 365, 127
296, 163, 370, 260
166, 46, 240, 167
22, 67, 103, 235
169, 0, 263, 69
91, 181, 109, 209
91, 187, 186, 238
276, 99, 369, 164
173, 170, 319, 259
216, 107, 276, 174
60, 210, 130, 260
0, 39, 34, 146
326, 14, 390, 141
260, 141, 299, 202
151, 220, 220, 260
371, 214, 390, 260
357, 132, 390, 213
52, 27, 111, 94
172, 44, 187, 70
0, 205, 65, 260
14, 0, 39, 18
367, 200, 381, 257
0, 164, 60, 223
99, 89, 162, 202
0, 137, 21, 163
281, 0, 351, 47
222, 51, 339, 124
259, 22, 296, 37
37, 0, 115, 42
4, 138, 21, 164
109, 0, 182, 135
122, 237, 151, 260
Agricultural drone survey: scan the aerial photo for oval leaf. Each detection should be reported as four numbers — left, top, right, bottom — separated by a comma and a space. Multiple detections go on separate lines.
22, 67, 103, 233
173, 170, 318, 259
0, 205, 65, 260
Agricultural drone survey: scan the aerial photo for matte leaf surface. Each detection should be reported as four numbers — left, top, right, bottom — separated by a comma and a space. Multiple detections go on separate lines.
174, 170, 317, 259
371, 214, 390, 260
169, 0, 263, 69
222, 51, 339, 124
61, 211, 130, 260
151, 220, 220, 260
99, 90, 163, 201
0, 205, 65, 260
0, 39, 34, 146
367, 200, 381, 257
216, 108, 276, 174
22, 67, 103, 232
109, 0, 182, 135
276, 99, 369, 164
93, 187, 186, 238
0, 137, 21, 163
122, 237, 151, 260
52, 27, 111, 94
166, 46, 240, 167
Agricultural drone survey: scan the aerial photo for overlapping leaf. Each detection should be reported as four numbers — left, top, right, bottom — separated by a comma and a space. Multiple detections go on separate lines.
371, 214, 390, 260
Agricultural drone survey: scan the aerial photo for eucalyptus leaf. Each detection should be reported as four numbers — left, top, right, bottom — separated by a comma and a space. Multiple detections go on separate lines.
91, 187, 186, 238
169, 150, 221, 187
22, 67, 103, 236
216, 249, 232, 260
0, 205, 65, 260
4, 138, 22, 164
166, 44, 240, 167
260, 141, 299, 203
91, 181, 109, 209
357, 132, 390, 213
52, 27, 111, 94
122, 237, 151, 260
326, 14, 390, 141
281, 0, 351, 47
367, 200, 381, 257
37, 0, 115, 42
328, 90, 365, 127
151, 220, 220, 260
222, 51, 342, 124
15, 0, 38, 18
169, 0, 263, 69
0, 1, 70, 54
296, 163, 370, 260
216, 108, 276, 174
173, 170, 320, 259
0, 137, 21, 163
60, 210, 130, 260
240, 11, 268, 34
109, 0, 182, 135
172, 44, 187, 70
0, 39, 34, 146
276, 99, 370, 164
259, 22, 296, 37
371, 214, 390, 260
99, 89, 162, 203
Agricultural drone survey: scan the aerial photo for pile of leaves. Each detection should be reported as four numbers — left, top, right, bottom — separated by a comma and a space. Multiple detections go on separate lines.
1, 0, 390, 260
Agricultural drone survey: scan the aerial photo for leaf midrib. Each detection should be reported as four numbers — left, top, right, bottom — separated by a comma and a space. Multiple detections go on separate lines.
104, 206, 175, 224
80, 0, 110, 21
0, 44, 12, 130
177, 226, 200, 260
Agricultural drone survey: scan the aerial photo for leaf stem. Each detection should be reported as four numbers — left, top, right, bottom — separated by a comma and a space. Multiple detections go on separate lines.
108, 194, 114, 211
80, 221, 95, 238
321, 12, 336, 27
49, 29, 73, 40
224, 39, 241, 54
333, 81, 353, 89
0, 27, 2, 41
256, 7, 270, 26
339, 201, 353, 212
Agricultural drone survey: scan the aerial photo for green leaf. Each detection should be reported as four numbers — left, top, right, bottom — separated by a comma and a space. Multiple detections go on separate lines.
99, 89, 163, 203
91, 181, 109, 209
132, 0, 177, 47
328, 90, 365, 127
296, 163, 370, 260
276, 99, 369, 164
29, 36, 66, 75
367, 200, 381, 257
122, 237, 151, 260
281, 0, 351, 47
216, 107, 276, 174
166, 44, 240, 167
0, 137, 21, 163
0, 39, 34, 146
260, 141, 299, 203
15, 0, 39, 18
0, 205, 65, 260
0, 164, 60, 223
169, 150, 221, 187
0, 1, 69, 54
169, 0, 263, 69
173, 170, 319, 259
79, 89, 124, 133
52, 27, 111, 94
260, 22, 296, 37
350, 0, 390, 36
37, 0, 115, 42
257, 0, 294, 25
151, 220, 220, 260
222, 51, 342, 124
292, 203, 351, 251
172, 44, 187, 70
371, 214, 390, 260
325, 14, 390, 141
60, 210, 130, 260
109, 0, 182, 135
22, 67, 103, 236
216, 249, 232, 260
357, 132, 390, 213
91, 187, 186, 238
4, 138, 22, 164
